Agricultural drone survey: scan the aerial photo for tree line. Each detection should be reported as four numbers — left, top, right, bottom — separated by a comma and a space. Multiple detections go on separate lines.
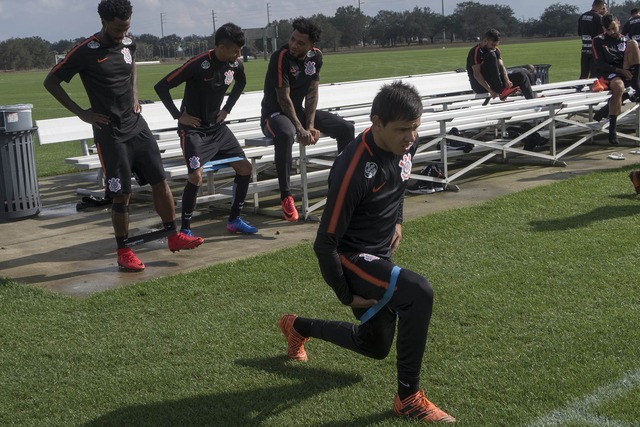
2, 1, 640, 71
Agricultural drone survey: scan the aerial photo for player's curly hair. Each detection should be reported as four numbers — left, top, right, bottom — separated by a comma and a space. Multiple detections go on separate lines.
371, 81, 422, 125
292, 17, 322, 43
98, 0, 132, 22
215, 23, 245, 47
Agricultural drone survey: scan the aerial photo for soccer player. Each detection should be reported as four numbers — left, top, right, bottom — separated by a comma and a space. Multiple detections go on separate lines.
622, 8, 640, 41
43, 0, 203, 272
578, 0, 608, 80
279, 82, 456, 423
154, 23, 257, 235
592, 14, 640, 144
260, 17, 355, 222
466, 28, 535, 101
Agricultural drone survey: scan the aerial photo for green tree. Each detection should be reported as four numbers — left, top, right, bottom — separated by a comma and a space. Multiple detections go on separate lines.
0, 37, 52, 70
367, 10, 404, 47
311, 14, 340, 52
538, 3, 579, 37
333, 6, 367, 47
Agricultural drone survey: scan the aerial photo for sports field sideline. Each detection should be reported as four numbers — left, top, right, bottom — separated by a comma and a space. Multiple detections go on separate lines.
1, 38, 640, 425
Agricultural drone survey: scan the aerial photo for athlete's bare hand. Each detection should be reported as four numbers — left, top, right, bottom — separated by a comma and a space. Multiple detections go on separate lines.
133, 100, 142, 114
79, 109, 110, 129
297, 128, 315, 146
308, 127, 321, 142
216, 110, 228, 123
489, 89, 500, 99
178, 111, 201, 128
349, 294, 378, 308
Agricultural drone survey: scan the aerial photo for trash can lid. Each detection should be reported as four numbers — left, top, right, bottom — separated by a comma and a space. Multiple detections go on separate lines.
0, 104, 33, 112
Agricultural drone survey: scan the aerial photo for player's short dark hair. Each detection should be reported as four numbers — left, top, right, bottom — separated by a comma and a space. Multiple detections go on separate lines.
484, 28, 500, 42
371, 81, 422, 125
292, 17, 322, 43
602, 13, 618, 29
631, 8, 639, 15
592, 0, 605, 8
97, 0, 132, 21
215, 23, 245, 47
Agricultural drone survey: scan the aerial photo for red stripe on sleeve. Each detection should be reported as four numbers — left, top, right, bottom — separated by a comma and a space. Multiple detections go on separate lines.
51, 37, 95, 73
327, 129, 370, 233
277, 49, 288, 87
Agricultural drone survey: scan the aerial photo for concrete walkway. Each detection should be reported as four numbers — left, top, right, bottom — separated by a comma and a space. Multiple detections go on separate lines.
1, 139, 637, 298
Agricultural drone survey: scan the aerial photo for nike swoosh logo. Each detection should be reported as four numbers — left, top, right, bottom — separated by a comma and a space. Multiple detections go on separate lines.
372, 182, 386, 192
97, 57, 108, 63
204, 77, 215, 82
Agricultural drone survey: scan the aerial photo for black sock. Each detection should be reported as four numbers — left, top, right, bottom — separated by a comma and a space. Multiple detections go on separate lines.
229, 174, 250, 221
609, 115, 618, 137
116, 235, 128, 249
397, 377, 420, 400
631, 64, 640, 92
181, 181, 199, 230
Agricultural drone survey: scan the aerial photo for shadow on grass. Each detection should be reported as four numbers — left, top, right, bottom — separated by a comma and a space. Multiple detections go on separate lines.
530, 202, 640, 231
82, 356, 391, 426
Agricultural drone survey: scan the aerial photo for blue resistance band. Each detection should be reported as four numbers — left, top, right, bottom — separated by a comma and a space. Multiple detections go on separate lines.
360, 265, 401, 324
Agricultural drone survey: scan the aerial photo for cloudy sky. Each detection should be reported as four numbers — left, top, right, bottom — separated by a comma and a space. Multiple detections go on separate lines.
1, 0, 589, 43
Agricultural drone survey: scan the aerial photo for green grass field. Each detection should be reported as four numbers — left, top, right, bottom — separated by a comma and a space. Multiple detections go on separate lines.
2, 166, 640, 426
0, 39, 582, 176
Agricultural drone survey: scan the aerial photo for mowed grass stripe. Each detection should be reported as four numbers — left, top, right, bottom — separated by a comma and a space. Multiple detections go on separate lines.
1, 165, 639, 426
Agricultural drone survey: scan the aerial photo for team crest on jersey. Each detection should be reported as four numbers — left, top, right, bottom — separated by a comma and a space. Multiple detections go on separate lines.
364, 162, 378, 179
305, 61, 316, 76
618, 42, 627, 52
108, 177, 122, 193
121, 47, 132, 64
122, 37, 132, 46
359, 253, 380, 262
189, 156, 201, 170
88, 40, 100, 49
398, 153, 412, 181
224, 69, 234, 85
201, 60, 211, 70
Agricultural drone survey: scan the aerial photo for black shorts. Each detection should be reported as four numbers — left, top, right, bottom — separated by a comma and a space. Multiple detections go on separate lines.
97, 127, 165, 196
179, 125, 245, 173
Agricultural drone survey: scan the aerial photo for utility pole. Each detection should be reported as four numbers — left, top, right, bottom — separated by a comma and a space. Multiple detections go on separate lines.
441, 0, 446, 42
357, 0, 364, 11
266, 3, 271, 25
211, 10, 217, 34
160, 12, 166, 38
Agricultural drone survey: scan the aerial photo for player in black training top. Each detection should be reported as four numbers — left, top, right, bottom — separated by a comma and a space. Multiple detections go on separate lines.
466, 28, 535, 101
278, 82, 456, 424
43, 0, 203, 272
592, 14, 640, 144
578, 0, 607, 80
622, 8, 640, 41
260, 17, 354, 222
155, 23, 258, 235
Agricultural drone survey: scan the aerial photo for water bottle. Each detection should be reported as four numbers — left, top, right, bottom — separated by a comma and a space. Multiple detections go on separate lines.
535, 77, 542, 85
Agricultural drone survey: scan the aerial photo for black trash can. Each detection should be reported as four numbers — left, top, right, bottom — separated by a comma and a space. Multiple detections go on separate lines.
0, 104, 40, 220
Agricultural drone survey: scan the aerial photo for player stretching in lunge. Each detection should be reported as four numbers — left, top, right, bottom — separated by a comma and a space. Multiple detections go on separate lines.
44, 0, 203, 272
155, 23, 257, 235
279, 82, 456, 423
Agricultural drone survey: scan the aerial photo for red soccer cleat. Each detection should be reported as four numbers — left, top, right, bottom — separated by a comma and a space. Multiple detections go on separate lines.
499, 86, 520, 101
281, 196, 299, 222
117, 248, 145, 272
